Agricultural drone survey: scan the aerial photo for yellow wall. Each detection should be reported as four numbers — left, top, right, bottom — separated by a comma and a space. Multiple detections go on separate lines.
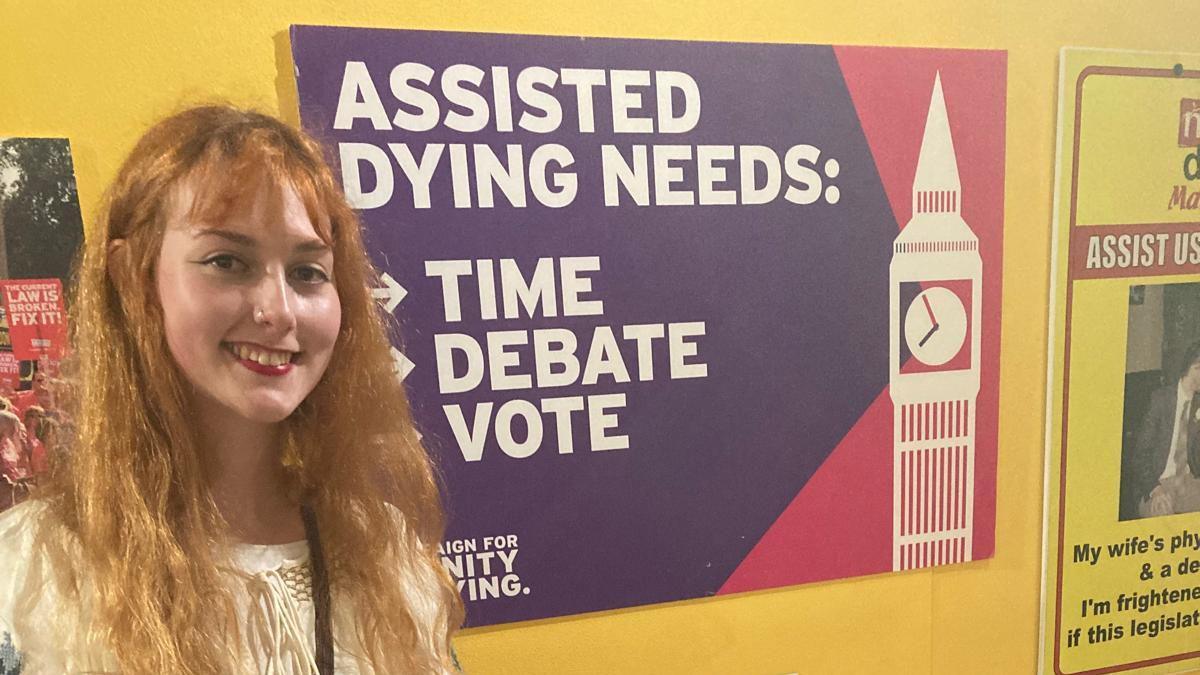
1, 1, 1196, 673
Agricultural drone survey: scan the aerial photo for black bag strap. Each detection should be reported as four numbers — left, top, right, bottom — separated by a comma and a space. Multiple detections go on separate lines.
301, 503, 334, 674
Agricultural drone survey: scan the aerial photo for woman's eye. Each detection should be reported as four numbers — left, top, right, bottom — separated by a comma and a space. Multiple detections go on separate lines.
291, 265, 330, 284
201, 254, 247, 273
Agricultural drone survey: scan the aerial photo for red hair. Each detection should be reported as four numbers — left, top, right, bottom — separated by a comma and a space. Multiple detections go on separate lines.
28, 106, 462, 673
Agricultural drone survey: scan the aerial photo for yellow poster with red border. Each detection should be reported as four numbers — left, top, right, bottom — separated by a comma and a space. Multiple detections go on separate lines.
1042, 48, 1200, 675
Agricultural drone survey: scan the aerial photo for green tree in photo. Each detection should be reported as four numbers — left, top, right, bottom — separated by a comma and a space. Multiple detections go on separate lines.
0, 138, 84, 283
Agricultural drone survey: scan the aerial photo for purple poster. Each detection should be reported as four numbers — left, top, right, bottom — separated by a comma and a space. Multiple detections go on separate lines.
290, 25, 1006, 626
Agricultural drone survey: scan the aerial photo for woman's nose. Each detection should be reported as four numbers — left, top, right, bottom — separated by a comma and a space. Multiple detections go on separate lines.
252, 270, 297, 331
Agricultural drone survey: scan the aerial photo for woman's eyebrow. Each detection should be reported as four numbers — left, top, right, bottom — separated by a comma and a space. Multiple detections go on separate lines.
193, 227, 330, 253
193, 227, 256, 247
294, 239, 331, 254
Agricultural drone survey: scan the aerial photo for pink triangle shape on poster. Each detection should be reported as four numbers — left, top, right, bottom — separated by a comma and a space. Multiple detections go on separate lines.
719, 46, 1003, 594
719, 389, 894, 593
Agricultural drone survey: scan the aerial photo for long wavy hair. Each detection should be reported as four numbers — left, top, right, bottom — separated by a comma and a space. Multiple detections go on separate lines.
27, 105, 463, 673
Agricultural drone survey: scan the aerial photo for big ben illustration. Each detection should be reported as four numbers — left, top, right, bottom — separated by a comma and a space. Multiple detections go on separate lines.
889, 73, 981, 571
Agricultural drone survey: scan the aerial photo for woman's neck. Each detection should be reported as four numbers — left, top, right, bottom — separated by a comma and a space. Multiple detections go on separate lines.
196, 401, 305, 545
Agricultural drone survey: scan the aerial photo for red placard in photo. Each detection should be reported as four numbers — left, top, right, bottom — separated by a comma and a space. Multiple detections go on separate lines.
0, 280, 66, 360
0, 352, 19, 391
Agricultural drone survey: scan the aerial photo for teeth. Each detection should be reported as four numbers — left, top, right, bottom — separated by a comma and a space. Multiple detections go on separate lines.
229, 344, 293, 367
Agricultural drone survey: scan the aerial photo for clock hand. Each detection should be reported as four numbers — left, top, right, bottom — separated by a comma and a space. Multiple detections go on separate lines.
922, 293, 938, 325
918, 323, 939, 348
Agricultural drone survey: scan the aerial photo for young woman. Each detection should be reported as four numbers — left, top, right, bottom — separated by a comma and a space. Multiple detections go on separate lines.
0, 106, 463, 673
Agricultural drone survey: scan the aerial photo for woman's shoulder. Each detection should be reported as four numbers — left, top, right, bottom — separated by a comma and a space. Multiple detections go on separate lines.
0, 501, 55, 674
0, 500, 54, 573
0, 500, 109, 674
380, 503, 454, 634
0, 499, 50, 538
0, 500, 55, 589
0, 501, 53, 579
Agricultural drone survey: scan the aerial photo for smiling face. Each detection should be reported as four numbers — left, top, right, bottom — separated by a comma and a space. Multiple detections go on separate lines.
155, 178, 341, 426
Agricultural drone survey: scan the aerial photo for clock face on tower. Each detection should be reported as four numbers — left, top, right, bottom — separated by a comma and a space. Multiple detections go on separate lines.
898, 279, 973, 372
904, 286, 967, 366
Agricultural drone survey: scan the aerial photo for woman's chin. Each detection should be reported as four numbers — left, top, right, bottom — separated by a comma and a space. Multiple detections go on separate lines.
194, 391, 303, 428
234, 401, 302, 425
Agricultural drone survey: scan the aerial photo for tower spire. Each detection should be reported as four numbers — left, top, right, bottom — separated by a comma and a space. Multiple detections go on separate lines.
912, 72, 961, 216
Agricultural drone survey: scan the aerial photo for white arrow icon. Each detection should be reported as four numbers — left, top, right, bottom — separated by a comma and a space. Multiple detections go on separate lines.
390, 347, 415, 382
372, 272, 407, 314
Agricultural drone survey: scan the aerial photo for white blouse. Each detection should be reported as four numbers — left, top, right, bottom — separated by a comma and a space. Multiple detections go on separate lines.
0, 501, 446, 674
228, 537, 325, 673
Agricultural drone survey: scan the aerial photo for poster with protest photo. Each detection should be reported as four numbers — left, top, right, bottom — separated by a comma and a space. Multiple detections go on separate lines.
291, 26, 1006, 626
1040, 49, 1200, 675
0, 137, 83, 511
